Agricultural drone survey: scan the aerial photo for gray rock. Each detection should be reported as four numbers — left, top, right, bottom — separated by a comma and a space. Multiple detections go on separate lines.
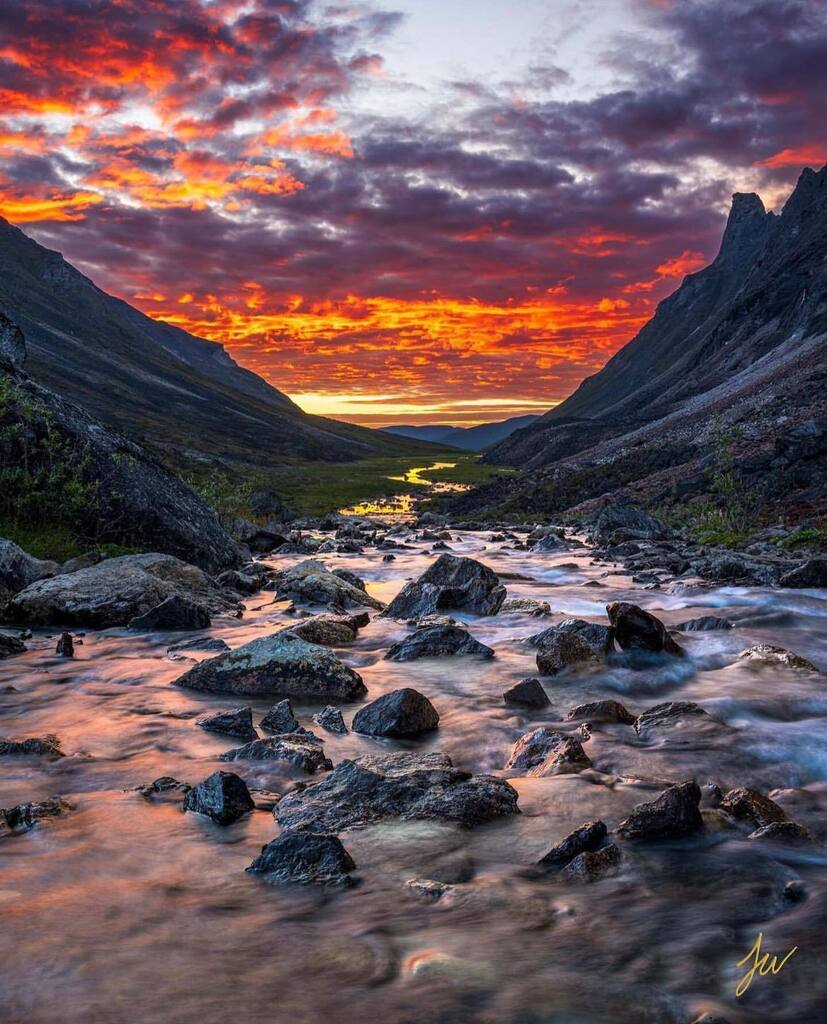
616, 781, 703, 840
283, 612, 367, 646
501, 597, 552, 616
565, 700, 636, 725
352, 688, 439, 737
531, 533, 567, 552
314, 705, 348, 734
216, 569, 260, 595
260, 698, 301, 734
748, 821, 814, 844
332, 568, 367, 592
502, 677, 550, 708
606, 602, 685, 656
0, 796, 69, 836
536, 631, 600, 676
0, 537, 58, 606
271, 560, 383, 610
0, 632, 26, 659
247, 830, 355, 886
675, 616, 733, 631
0, 734, 63, 758
530, 618, 614, 657
382, 554, 505, 620
219, 736, 332, 773
174, 631, 366, 700
167, 637, 230, 655
560, 843, 621, 883
634, 701, 718, 740
196, 706, 257, 741
9, 553, 234, 628
504, 727, 592, 776
779, 558, 827, 588
0, 309, 26, 370
719, 787, 788, 829
592, 505, 666, 543
276, 750, 519, 833
385, 624, 494, 662
128, 594, 211, 631
538, 820, 608, 870
183, 771, 254, 825
737, 644, 819, 672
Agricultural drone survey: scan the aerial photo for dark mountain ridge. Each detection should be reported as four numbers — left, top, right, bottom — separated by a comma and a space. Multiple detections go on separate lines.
382, 414, 539, 451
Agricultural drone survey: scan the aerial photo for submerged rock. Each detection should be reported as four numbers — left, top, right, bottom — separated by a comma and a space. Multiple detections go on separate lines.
634, 701, 720, 741
0, 796, 70, 836
536, 631, 600, 676
128, 594, 211, 631
560, 843, 622, 883
0, 734, 63, 758
502, 677, 550, 709
565, 700, 636, 725
719, 787, 788, 829
0, 631, 26, 659
748, 821, 813, 844
174, 631, 366, 700
382, 554, 506, 619
314, 705, 348, 734
675, 616, 733, 632
505, 727, 592, 776
219, 736, 332, 773
247, 831, 356, 886
616, 781, 703, 840
271, 560, 383, 611
183, 771, 254, 825
385, 624, 494, 662
607, 602, 684, 656
352, 688, 439, 737
737, 644, 819, 672
196, 706, 257, 741
538, 820, 608, 870
167, 637, 230, 655
276, 750, 519, 832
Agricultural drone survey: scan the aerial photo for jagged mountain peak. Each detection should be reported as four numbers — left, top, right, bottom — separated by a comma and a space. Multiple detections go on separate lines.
781, 162, 827, 225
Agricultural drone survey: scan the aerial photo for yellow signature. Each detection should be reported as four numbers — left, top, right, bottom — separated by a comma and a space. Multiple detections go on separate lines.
736, 932, 798, 997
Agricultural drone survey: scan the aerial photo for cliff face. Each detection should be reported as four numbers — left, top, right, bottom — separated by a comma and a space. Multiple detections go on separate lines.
461, 166, 827, 520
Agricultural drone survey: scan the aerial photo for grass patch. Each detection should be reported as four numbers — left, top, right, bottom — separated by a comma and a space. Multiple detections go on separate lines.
779, 525, 827, 552
0, 520, 142, 562
421, 457, 518, 487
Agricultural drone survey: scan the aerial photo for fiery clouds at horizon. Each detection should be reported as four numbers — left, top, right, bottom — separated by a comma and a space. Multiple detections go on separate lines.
1, 0, 825, 425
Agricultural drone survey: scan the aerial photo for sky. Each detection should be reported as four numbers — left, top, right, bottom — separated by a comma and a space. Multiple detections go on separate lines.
1, 1, 825, 426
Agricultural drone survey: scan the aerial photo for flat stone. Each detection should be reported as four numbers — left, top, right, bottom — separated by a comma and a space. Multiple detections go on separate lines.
748, 821, 814, 844
0, 734, 64, 758
282, 613, 366, 646
183, 771, 254, 825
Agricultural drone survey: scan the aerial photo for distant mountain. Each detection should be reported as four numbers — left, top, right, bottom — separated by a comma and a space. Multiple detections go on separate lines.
383, 414, 539, 452
456, 165, 827, 521
0, 218, 434, 469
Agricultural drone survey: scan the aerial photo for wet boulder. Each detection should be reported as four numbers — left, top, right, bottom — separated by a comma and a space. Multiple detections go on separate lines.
183, 771, 254, 825
503, 677, 550, 709
505, 727, 592, 777
247, 831, 355, 887
382, 554, 505, 620
530, 618, 614, 657
531, 533, 568, 553
538, 820, 608, 870
0, 796, 70, 837
271, 560, 382, 611
0, 631, 26, 659
216, 569, 260, 596
501, 597, 552, 616
592, 505, 666, 543
174, 631, 366, 700
748, 821, 814, 844
260, 698, 301, 734
606, 602, 685, 656
536, 631, 600, 676
196, 706, 258, 741
0, 537, 58, 606
565, 700, 636, 726
0, 734, 63, 758
332, 568, 367, 592
8, 553, 234, 628
385, 624, 494, 662
616, 781, 703, 840
352, 688, 439, 737
168, 637, 230, 656
219, 736, 332, 773
634, 701, 721, 741
128, 594, 211, 631
560, 844, 622, 883
276, 750, 519, 833
314, 705, 347, 734
719, 787, 788, 829
779, 559, 827, 588
737, 644, 819, 672
675, 616, 733, 632
283, 612, 368, 646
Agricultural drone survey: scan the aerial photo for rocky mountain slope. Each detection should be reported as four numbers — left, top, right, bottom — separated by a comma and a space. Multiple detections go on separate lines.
456, 165, 827, 524
383, 414, 539, 451
0, 218, 433, 469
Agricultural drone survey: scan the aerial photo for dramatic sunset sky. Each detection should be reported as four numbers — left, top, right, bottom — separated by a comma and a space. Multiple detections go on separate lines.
1, 1, 825, 425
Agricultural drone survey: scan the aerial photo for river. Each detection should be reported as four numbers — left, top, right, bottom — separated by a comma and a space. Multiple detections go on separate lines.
339, 461, 470, 518
1, 528, 826, 1023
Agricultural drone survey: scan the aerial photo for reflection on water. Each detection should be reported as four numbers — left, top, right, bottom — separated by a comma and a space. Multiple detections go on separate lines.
2, 531, 827, 1023
339, 461, 470, 519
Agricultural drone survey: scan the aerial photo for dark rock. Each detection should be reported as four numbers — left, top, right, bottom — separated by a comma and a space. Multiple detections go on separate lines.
565, 700, 636, 725
592, 505, 666, 543
216, 569, 260, 595
775, 419, 827, 461
0, 537, 58, 606
720, 788, 788, 829
260, 698, 301, 734
0, 309, 26, 370
0, 631, 26, 658
331, 568, 367, 592
616, 781, 703, 840
55, 631, 74, 657
560, 843, 622, 883
314, 705, 347, 733
748, 821, 813, 844
276, 750, 519, 832
382, 554, 396, 563
536, 632, 599, 675
606, 602, 685, 656
283, 613, 366, 646
248, 490, 285, 518
530, 618, 614, 657
196, 706, 257, 741
271, 560, 383, 610
247, 830, 355, 886
675, 616, 733, 631
505, 727, 592, 776
352, 688, 439, 737
382, 554, 505, 619
0, 796, 69, 836
174, 631, 366, 700
167, 637, 230, 655
137, 776, 191, 798
779, 559, 827, 588
784, 880, 807, 902
128, 594, 211, 631
183, 771, 254, 825
385, 624, 494, 662
0, 734, 63, 757
502, 677, 550, 708
538, 820, 608, 869
634, 701, 718, 741
219, 736, 332, 773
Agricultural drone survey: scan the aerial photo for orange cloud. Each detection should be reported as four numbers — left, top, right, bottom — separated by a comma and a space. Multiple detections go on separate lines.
758, 145, 827, 169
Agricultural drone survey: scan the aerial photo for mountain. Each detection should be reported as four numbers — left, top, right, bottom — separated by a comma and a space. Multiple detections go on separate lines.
0, 218, 435, 469
455, 165, 827, 521
383, 414, 539, 452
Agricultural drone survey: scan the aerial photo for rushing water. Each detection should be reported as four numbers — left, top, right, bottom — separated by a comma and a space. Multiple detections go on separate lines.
2, 531, 827, 1024
339, 461, 469, 519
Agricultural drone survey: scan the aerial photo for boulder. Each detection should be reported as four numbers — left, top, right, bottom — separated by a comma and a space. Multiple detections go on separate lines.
592, 505, 666, 543
247, 831, 356, 886
634, 701, 718, 741
352, 688, 439, 737
538, 820, 608, 870
314, 705, 348, 734
0, 631, 26, 659
196, 706, 257, 741
260, 698, 302, 734
183, 771, 254, 825
216, 569, 260, 595
276, 750, 519, 833
719, 788, 788, 829
531, 533, 568, 552
128, 594, 211, 631
0, 796, 70, 836
283, 612, 367, 646
505, 727, 592, 776
220, 735, 332, 773
560, 844, 622, 883
502, 677, 550, 709
174, 631, 366, 700
748, 821, 814, 844
779, 559, 827, 588
530, 618, 614, 657
271, 560, 382, 610
332, 568, 367, 592
168, 637, 230, 655
382, 554, 505, 619
501, 598, 552, 616
606, 602, 685, 656
8, 553, 234, 628
565, 700, 636, 725
0, 734, 63, 758
675, 616, 733, 631
1, 538, 59, 608
385, 624, 494, 662
737, 644, 819, 672
55, 632, 74, 657
616, 781, 703, 840
536, 632, 600, 676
